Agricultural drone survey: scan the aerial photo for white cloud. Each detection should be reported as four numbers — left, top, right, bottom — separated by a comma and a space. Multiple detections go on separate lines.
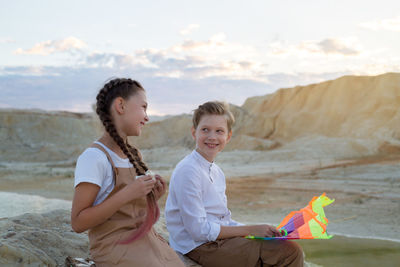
270, 37, 361, 57
179, 24, 200, 36
359, 16, 400, 32
14, 36, 87, 55
0, 38, 15, 44
0, 66, 352, 115
317, 38, 360, 55
3, 32, 397, 107
79, 35, 268, 83
0, 66, 60, 76
347, 61, 400, 76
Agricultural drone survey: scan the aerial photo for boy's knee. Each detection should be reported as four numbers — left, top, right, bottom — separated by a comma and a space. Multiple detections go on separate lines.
285, 241, 304, 266
289, 241, 303, 257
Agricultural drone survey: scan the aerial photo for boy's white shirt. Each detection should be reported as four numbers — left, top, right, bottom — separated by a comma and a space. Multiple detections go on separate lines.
74, 141, 133, 206
165, 149, 243, 254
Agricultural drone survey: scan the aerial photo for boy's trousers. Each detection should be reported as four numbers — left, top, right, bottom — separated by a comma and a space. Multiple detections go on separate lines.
186, 236, 303, 267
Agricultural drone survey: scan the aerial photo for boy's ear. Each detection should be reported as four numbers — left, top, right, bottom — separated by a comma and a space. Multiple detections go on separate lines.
226, 130, 232, 143
191, 126, 196, 140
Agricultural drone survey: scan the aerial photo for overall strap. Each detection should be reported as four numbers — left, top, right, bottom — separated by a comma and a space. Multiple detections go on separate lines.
91, 143, 119, 176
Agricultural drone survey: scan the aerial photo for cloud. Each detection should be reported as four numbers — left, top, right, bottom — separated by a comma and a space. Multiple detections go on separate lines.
270, 37, 361, 56
2, 33, 397, 115
0, 38, 15, 44
78, 35, 268, 83
0, 65, 350, 115
179, 24, 200, 36
14, 36, 87, 55
317, 38, 360, 55
359, 16, 400, 32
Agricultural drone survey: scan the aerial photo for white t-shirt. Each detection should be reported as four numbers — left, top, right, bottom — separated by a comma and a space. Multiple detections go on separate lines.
165, 150, 242, 254
74, 141, 133, 206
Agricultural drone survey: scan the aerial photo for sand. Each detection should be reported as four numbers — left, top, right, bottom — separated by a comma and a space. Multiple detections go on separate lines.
0, 147, 399, 266
1, 147, 399, 242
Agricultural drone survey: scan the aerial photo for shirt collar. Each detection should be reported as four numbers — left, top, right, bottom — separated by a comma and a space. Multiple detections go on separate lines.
192, 150, 214, 170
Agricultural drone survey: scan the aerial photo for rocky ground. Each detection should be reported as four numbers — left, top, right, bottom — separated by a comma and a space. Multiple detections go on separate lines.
0, 148, 399, 266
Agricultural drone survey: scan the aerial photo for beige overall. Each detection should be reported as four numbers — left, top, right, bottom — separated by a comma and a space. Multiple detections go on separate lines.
88, 144, 185, 267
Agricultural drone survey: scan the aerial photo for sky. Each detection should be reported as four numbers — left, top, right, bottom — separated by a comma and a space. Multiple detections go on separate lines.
1, 0, 399, 115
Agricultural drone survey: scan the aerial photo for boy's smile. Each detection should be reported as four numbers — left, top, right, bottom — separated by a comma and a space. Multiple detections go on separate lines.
192, 114, 232, 163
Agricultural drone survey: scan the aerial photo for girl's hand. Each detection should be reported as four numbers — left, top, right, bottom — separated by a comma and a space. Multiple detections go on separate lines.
71, 175, 156, 233
121, 175, 156, 202
248, 224, 282, 237
152, 174, 167, 200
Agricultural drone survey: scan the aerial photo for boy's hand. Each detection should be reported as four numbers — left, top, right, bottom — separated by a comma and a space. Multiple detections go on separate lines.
248, 224, 282, 237
153, 174, 167, 200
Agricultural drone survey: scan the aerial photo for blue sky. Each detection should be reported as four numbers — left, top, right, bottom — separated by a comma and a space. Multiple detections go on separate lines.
1, 0, 399, 115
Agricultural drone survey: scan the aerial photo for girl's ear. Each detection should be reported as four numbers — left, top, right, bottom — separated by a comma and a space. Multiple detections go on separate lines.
226, 130, 232, 143
191, 126, 196, 140
113, 97, 125, 115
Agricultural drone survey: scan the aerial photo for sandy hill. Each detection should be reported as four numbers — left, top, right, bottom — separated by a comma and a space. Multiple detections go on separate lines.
0, 109, 101, 162
136, 72, 400, 155
242, 72, 400, 142
1, 72, 399, 162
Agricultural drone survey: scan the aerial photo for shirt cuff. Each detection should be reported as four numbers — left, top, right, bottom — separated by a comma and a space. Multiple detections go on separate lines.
208, 222, 221, 241
229, 219, 244, 226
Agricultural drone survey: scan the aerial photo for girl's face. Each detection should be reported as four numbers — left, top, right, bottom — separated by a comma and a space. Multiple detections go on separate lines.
191, 114, 232, 162
118, 90, 149, 137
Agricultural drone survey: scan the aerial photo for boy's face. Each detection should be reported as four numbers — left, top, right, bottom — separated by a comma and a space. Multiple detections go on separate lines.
191, 114, 232, 162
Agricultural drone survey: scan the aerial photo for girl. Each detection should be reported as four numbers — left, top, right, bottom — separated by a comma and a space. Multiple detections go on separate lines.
71, 78, 184, 267
165, 101, 303, 267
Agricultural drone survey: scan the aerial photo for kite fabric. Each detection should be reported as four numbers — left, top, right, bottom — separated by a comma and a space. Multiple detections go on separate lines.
246, 193, 335, 240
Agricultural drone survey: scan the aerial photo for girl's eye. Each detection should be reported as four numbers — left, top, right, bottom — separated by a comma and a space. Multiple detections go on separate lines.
202, 128, 208, 132
217, 129, 224, 133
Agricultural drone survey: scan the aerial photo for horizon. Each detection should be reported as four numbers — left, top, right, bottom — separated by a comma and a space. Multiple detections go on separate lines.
1, 71, 398, 116
1, 1, 400, 115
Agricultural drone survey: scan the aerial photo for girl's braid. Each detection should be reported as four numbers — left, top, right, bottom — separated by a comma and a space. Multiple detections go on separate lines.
96, 78, 144, 175
126, 143, 148, 174
95, 78, 159, 244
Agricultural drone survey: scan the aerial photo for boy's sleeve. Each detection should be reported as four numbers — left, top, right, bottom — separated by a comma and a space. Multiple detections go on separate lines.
229, 218, 244, 226
174, 168, 221, 242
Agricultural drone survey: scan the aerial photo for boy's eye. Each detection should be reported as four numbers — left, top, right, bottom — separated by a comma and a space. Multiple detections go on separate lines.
202, 128, 208, 132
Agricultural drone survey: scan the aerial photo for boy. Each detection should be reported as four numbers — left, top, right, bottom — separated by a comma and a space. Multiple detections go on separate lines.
165, 101, 303, 267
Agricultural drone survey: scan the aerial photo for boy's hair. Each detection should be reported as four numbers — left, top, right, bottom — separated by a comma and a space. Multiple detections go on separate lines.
192, 101, 235, 131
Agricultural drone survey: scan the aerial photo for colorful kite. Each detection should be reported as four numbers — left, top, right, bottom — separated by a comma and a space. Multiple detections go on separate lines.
246, 193, 335, 240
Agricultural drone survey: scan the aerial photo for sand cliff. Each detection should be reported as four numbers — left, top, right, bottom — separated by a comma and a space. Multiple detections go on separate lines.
1, 72, 400, 162
242, 72, 400, 142
0, 109, 101, 162
136, 72, 400, 158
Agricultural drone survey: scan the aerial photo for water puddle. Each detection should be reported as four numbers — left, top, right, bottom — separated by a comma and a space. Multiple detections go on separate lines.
298, 235, 400, 267
0, 191, 71, 218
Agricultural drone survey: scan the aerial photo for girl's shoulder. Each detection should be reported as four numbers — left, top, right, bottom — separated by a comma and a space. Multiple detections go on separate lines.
74, 146, 113, 189
77, 146, 110, 167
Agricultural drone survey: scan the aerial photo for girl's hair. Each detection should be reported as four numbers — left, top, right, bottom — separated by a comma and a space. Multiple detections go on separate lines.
192, 101, 235, 131
96, 78, 159, 244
